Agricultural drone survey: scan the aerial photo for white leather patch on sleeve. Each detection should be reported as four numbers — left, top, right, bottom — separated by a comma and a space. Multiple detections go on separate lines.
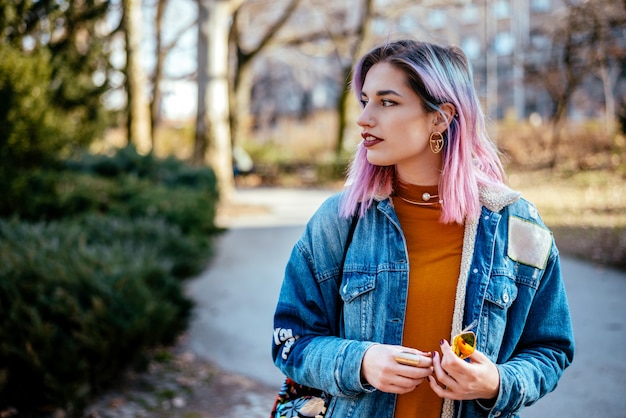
508, 216, 552, 269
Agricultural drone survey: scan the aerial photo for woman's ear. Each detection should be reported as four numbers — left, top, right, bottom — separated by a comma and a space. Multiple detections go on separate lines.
434, 103, 457, 132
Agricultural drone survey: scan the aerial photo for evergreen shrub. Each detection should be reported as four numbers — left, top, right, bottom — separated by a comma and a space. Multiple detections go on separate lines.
62, 145, 221, 237
0, 147, 221, 415
0, 216, 196, 414
52, 172, 220, 240
66, 144, 219, 192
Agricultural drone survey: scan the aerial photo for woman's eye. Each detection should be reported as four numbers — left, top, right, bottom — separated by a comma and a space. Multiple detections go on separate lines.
381, 99, 395, 107
360, 99, 368, 108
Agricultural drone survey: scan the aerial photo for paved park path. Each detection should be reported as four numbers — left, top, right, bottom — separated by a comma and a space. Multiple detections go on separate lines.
184, 187, 626, 418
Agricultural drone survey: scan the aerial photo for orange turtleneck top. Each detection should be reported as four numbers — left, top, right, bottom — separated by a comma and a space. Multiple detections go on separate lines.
392, 182, 465, 418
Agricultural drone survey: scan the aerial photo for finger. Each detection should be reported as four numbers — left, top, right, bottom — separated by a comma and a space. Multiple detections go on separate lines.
428, 355, 460, 400
394, 356, 434, 381
417, 351, 434, 369
396, 376, 426, 391
395, 356, 435, 371
369, 369, 416, 391
439, 340, 471, 378
396, 365, 434, 383
465, 347, 487, 363
393, 349, 434, 369
382, 375, 426, 394
394, 351, 422, 367
427, 375, 448, 396
431, 351, 458, 389
436, 340, 450, 368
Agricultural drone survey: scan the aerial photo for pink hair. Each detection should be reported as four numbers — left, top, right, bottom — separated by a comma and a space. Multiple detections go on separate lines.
340, 40, 505, 224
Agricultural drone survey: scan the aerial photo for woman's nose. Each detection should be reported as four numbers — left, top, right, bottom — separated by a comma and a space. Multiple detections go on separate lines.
356, 107, 374, 127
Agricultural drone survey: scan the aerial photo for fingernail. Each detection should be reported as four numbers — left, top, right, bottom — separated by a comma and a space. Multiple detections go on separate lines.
440, 339, 444, 345
432, 351, 437, 358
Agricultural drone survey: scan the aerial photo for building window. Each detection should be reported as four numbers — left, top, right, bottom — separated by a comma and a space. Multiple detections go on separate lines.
461, 3, 480, 24
429, 9, 446, 29
530, 0, 550, 12
530, 32, 551, 50
494, 32, 515, 56
398, 14, 416, 32
462, 36, 481, 60
493, 0, 511, 19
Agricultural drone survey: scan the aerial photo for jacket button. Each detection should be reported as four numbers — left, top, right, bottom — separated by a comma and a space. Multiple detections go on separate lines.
494, 412, 502, 417
502, 293, 509, 303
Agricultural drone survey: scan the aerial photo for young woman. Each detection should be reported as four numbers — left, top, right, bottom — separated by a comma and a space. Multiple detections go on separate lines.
272, 39, 574, 418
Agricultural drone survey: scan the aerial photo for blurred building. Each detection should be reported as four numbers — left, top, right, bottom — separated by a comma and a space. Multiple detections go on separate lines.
392, 0, 626, 124
248, 0, 624, 130
381, 0, 569, 121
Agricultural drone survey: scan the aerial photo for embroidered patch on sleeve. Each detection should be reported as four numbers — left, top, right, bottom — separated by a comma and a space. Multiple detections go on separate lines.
274, 327, 297, 360
508, 216, 552, 269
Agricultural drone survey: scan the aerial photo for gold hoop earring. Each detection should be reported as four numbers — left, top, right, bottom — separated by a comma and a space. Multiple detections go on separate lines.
429, 131, 444, 154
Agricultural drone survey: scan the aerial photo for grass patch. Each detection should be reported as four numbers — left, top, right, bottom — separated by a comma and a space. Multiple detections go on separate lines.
509, 168, 626, 270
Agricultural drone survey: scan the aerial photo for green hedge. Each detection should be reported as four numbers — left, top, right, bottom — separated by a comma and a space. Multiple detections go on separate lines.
53, 172, 220, 238
0, 147, 221, 415
0, 217, 194, 413
3, 145, 220, 228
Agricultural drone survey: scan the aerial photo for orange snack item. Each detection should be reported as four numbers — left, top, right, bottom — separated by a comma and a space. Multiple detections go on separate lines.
452, 331, 476, 359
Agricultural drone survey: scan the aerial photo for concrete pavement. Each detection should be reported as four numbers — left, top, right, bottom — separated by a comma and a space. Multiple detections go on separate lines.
184, 187, 626, 417
185, 188, 334, 387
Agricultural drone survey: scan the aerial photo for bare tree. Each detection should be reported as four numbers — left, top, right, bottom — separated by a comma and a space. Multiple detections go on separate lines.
332, 0, 374, 157
526, 0, 626, 167
242, 0, 375, 157
525, 9, 589, 168
123, 0, 152, 152
195, 0, 211, 166
195, 0, 245, 199
150, 0, 197, 149
151, 0, 168, 147
583, 0, 626, 136
229, 0, 301, 149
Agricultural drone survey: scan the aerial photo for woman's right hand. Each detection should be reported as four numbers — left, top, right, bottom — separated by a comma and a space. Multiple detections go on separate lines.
360, 344, 434, 394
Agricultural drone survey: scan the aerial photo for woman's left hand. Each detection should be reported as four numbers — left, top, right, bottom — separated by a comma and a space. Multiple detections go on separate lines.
427, 339, 500, 401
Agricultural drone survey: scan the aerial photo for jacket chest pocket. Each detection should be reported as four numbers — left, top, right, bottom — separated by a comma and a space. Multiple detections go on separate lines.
481, 273, 518, 355
340, 272, 377, 340
485, 273, 518, 310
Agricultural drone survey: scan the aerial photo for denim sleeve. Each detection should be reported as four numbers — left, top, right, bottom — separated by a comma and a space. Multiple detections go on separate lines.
272, 198, 376, 398
486, 248, 575, 417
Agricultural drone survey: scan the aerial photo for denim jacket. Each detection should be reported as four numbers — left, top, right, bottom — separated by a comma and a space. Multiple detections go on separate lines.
272, 184, 575, 418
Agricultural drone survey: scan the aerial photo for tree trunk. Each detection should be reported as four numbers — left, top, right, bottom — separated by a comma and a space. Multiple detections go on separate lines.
599, 62, 618, 137
334, 65, 352, 156
229, 0, 301, 148
195, 0, 242, 200
549, 98, 568, 169
231, 67, 254, 147
195, 0, 211, 165
150, 0, 168, 150
334, 0, 374, 158
123, 0, 152, 153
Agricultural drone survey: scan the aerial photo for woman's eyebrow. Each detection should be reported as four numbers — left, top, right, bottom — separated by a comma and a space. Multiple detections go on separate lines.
360, 89, 403, 98
376, 89, 402, 97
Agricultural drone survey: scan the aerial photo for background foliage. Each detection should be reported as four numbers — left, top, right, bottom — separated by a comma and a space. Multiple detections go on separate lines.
0, 146, 220, 416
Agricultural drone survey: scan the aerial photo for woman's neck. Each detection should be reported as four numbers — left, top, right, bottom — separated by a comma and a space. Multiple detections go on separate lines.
395, 155, 442, 186
395, 168, 441, 186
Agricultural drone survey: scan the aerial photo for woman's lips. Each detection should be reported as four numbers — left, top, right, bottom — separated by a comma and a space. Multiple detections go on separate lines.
362, 132, 383, 148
